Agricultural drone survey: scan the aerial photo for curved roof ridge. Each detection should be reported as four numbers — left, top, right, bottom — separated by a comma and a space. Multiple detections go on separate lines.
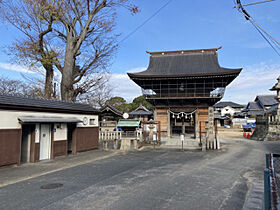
146, 46, 222, 55
128, 50, 242, 78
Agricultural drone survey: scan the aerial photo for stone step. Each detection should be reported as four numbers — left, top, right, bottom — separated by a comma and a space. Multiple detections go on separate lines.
161, 139, 199, 147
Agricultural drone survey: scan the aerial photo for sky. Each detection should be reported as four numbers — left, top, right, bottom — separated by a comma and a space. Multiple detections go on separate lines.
0, 0, 280, 104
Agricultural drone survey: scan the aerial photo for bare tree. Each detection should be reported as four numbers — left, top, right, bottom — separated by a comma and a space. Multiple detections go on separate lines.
0, 77, 43, 97
0, 0, 62, 98
52, 0, 138, 101
77, 74, 113, 108
0, 0, 138, 102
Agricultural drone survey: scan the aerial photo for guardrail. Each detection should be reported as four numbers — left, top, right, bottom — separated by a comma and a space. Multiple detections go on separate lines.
264, 153, 280, 210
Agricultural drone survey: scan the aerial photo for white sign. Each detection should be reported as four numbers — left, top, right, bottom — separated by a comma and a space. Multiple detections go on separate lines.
153, 134, 157, 141
180, 134, 184, 141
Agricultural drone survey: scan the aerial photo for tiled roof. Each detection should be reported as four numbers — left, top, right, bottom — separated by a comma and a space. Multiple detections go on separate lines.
247, 102, 263, 111
117, 119, 140, 127
264, 103, 278, 115
129, 104, 153, 116
255, 95, 278, 107
0, 94, 99, 114
214, 101, 244, 108
128, 48, 242, 78
100, 104, 123, 116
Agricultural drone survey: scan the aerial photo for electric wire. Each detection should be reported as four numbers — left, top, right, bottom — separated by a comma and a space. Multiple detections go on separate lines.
233, 0, 275, 8
250, 19, 280, 56
239, 7, 280, 53
118, 0, 173, 44
235, 0, 280, 57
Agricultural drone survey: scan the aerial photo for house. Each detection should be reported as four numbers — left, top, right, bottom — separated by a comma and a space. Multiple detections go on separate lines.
214, 101, 244, 117
0, 94, 99, 167
250, 78, 280, 141
243, 95, 278, 116
129, 104, 153, 121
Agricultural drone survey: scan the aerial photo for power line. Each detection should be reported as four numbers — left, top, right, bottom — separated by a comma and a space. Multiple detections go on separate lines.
233, 0, 275, 8
250, 20, 280, 56
118, 0, 173, 44
234, 0, 280, 57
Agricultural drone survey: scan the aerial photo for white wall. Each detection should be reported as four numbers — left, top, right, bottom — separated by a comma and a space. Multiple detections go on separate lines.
0, 109, 98, 129
221, 106, 235, 116
53, 123, 67, 141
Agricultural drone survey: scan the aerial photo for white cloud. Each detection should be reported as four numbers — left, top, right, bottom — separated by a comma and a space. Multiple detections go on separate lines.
109, 73, 142, 102
0, 62, 35, 74
223, 62, 280, 103
126, 67, 146, 73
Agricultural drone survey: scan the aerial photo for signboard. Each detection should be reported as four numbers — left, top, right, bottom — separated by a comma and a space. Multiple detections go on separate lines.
153, 134, 157, 141
180, 134, 184, 141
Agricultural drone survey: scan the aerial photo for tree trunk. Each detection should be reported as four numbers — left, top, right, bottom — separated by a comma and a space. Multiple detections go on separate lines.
61, 34, 75, 102
43, 64, 54, 99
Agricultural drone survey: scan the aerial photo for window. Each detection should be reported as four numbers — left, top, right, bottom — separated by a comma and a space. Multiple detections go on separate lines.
90, 119, 95, 125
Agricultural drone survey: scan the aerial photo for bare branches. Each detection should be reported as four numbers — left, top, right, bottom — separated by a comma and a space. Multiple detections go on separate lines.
0, 76, 44, 98
0, 0, 138, 101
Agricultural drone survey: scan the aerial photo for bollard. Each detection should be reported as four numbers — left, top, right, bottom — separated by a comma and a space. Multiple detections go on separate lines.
264, 168, 271, 210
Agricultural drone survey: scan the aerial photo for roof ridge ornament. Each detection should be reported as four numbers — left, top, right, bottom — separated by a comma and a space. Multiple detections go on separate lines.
146, 46, 222, 55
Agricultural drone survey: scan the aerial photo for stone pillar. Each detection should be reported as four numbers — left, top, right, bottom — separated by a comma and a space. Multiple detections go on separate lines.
206, 107, 216, 149
167, 109, 171, 137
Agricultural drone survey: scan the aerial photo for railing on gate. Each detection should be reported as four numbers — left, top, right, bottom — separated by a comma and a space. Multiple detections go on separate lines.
99, 130, 142, 150
264, 153, 280, 210
99, 131, 122, 141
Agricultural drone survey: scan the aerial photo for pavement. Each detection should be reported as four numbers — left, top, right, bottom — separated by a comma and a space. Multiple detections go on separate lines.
1, 138, 280, 209
0, 149, 122, 188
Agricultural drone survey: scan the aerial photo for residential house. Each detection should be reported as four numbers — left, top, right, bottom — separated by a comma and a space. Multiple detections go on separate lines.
214, 101, 244, 117
243, 95, 278, 117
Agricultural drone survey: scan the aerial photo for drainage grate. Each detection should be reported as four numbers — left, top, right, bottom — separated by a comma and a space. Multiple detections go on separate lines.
40, 183, 63, 189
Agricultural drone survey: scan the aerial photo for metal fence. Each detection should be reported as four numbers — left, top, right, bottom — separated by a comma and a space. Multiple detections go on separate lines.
264, 153, 280, 210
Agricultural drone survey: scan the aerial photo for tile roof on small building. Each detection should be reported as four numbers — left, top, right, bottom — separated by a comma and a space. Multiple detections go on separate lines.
255, 95, 278, 108
246, 102, 263, 111
117, 119, 140, 127
214, 101, 244, 108
100, 104, 123, 116
243, 94, 279, 116
129, 105, 153, 116
0, 94, 99, 114
264, 103, 278, 115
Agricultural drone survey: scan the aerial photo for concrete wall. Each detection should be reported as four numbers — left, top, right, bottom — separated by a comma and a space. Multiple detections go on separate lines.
53, 123, 67, 141
0, 109, 98, 129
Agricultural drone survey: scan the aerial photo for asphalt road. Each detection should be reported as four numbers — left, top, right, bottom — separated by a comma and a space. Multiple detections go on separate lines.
1, 139, 280, 210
